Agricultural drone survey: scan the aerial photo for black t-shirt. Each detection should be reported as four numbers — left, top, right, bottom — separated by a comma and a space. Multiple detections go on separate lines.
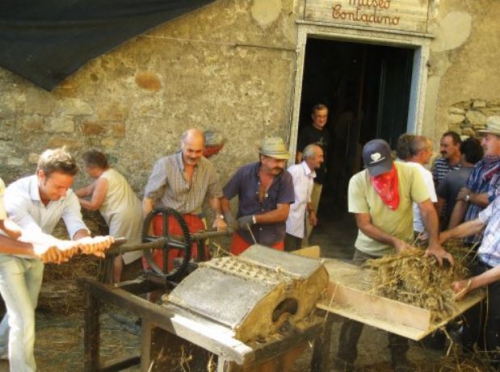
297, 125, 330, 184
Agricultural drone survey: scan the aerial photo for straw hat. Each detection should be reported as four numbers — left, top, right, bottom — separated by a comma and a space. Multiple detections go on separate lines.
259, 137, 290, 159
478, 116, 500, 136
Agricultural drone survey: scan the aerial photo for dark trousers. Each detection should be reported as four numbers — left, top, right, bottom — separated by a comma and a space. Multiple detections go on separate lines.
337, 249, 409, 364
462, 261, 500, 363
284, 233, 303, 252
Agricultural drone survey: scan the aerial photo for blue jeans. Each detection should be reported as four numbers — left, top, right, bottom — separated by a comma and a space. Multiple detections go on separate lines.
0, 256, 44, 372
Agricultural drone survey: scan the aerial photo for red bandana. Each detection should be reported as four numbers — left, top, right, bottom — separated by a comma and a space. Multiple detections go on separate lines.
370, 165, 400, 210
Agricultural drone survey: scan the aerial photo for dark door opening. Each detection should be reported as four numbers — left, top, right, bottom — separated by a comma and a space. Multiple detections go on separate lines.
297, 37, 414, 255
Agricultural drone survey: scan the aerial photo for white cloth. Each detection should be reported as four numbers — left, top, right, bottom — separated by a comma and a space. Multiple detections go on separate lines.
99, 169, 142, 264
405, 162, 437, 233
0, 178, 6, 220
286, 162, 316, 239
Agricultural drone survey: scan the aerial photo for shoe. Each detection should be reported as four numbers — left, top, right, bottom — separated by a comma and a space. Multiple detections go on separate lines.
332, 357, 354, 372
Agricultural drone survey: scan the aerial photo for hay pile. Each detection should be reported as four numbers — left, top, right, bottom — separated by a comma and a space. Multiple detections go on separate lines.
365, 242, 473, 323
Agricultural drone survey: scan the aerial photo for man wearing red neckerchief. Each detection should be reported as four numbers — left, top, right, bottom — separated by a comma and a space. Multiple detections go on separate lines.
333, 139, 454, 372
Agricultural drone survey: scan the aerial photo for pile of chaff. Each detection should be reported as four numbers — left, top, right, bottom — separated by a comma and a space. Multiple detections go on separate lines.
365, 241, 474, 323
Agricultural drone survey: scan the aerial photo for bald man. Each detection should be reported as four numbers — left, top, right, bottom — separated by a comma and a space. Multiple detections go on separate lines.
142, 129, 226, 271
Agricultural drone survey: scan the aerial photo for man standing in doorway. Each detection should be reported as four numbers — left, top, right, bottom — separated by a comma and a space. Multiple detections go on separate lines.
296, 103, 330, 241
285, 144, 324, 251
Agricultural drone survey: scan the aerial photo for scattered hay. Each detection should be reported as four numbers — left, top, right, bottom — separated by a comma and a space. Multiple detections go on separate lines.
365, 242, 473, 323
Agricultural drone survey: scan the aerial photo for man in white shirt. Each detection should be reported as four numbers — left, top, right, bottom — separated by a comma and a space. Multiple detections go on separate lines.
285, 144, 324, 251
0, 148, 113, 372
396, 135, 438, 240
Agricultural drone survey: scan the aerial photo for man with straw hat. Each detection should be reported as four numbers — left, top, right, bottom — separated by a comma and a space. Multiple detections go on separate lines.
448, 116, 500, 244
221, 137, 294, 255
333, 139, 453, 372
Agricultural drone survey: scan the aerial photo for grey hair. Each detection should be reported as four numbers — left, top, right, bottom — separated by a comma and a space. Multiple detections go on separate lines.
303, 144, 322, 159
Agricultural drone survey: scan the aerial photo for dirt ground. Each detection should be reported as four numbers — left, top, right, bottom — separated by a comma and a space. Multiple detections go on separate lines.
0, 213, 493, 372
0, 282, 494, 372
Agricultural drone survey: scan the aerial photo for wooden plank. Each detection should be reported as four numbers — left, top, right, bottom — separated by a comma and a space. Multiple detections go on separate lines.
291, 245, 321, 258
319, 258, 485, 341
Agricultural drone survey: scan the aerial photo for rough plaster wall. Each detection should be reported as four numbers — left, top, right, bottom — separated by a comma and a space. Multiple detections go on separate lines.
424, 0, 500, 141
0, 0, 299, 194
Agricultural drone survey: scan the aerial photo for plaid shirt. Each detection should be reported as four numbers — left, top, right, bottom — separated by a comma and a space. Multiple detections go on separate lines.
464, 156, 500, 244
478, 195, 500, 267
144, 151, 223, 215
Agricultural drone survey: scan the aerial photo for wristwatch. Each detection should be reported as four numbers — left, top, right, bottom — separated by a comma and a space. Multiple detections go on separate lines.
465, 194, 470, 202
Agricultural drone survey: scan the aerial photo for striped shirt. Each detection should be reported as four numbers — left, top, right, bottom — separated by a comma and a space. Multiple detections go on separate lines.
144, 151, 223, 215
431, 157, 461, 185
478, 194, 500, 267
464, 156, 500, 244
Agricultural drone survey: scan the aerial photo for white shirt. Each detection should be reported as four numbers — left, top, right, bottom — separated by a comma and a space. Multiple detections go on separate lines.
3, 175, 88, 239
286, 162, 316, 238
0, 178, 6, 220
405, 162, 437, 233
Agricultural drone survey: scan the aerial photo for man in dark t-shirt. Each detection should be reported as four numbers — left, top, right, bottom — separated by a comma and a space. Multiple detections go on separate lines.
296, 103, 330, 239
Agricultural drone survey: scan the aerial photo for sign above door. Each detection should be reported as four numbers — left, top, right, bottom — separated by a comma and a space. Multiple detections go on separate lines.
304, 0, 430, 34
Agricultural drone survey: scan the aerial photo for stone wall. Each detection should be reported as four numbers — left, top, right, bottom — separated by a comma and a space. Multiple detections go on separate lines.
424, 0, 500, 142
447, 99, 500, 138
0, 0, 298, 194
1, 0, 499, 194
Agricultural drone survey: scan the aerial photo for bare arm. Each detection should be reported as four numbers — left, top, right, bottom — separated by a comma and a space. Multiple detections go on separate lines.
436, 196, 445, 222
457, 187, 490, 208
419, 199, 454, 266
0, 218, 22, 239
354, 213, 410, 253
453, 265, 500, 301
208, 197, 227, 230
440, 218, 486, 244
254, 203, 290, 224
448, 199, 468, 229
75, 183, 96, 198
78, 178, 108, 211
142, 197, 154, 219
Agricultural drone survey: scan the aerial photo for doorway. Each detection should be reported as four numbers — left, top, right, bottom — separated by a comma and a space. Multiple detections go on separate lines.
297, 37, 415, 256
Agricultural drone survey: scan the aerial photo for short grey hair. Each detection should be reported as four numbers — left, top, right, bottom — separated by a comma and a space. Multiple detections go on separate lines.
303, 144, 322, 159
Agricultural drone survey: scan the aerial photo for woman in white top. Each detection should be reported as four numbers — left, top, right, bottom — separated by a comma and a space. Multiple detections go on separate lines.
76, 150, 142, 282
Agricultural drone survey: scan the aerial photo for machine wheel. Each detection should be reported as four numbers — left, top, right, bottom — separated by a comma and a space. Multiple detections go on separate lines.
142, 207, 192, 280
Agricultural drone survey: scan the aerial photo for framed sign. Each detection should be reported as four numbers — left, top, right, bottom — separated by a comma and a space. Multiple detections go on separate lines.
304, 0, 430, 33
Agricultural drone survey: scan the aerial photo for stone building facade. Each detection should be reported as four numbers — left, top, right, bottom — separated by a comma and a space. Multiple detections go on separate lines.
0, 0, 498, 203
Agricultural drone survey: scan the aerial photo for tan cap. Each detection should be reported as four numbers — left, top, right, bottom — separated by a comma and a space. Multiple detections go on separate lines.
259, 137, 290, 160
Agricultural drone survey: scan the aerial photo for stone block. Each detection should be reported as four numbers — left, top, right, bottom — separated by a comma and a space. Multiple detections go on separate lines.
97, 103, 130, 121
47, 137, 80, 149
46, 117, 75, 133
82, 122, 106, 135
448, 107, 465, 115
472, 100, 487, 108
58, 98, 94, 116
135, 72, 162, 91
448, 113, 465, 124
466, 111, 486, 126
